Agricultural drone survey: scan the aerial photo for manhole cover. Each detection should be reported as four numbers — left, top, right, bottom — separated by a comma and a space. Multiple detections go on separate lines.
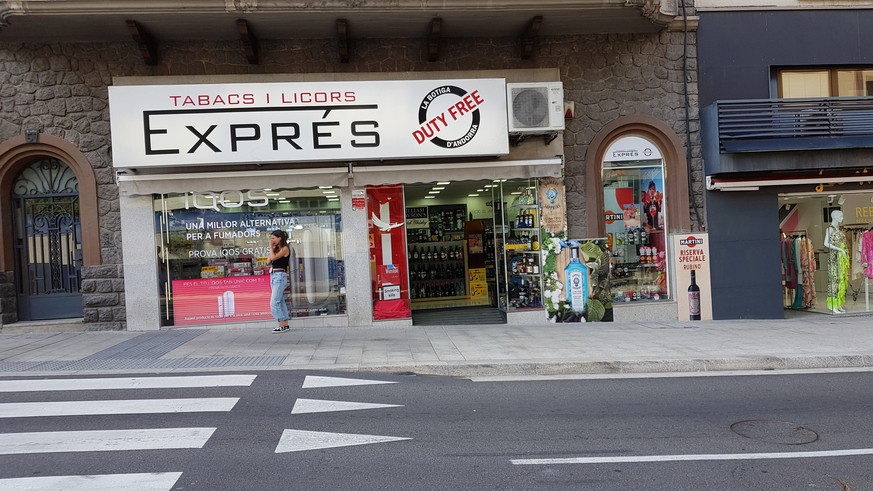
730, 420, 819, 445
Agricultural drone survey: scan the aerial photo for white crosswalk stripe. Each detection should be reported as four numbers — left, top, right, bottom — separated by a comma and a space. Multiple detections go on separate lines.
0, 397, 239, 418
0, 374, 256, 392
0, 428, 216, 455
0, 472, 182, 491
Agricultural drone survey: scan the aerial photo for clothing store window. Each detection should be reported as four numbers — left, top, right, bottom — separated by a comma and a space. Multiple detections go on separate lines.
154, 188, 345, 327
602, 135, 670, 303
779, 192, 873, 315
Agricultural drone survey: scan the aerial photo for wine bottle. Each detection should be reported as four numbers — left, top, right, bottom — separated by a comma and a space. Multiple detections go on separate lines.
688, 270, 701, 321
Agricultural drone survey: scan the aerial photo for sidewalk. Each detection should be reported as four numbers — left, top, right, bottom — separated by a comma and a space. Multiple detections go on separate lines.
0, 314, 870, 377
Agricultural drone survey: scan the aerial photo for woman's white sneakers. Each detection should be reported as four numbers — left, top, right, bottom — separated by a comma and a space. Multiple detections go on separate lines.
272, 325, 290, 333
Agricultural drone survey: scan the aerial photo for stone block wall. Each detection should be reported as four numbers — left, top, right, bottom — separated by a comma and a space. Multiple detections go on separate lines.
0, 30, 700, 328
0, 271, 15, 325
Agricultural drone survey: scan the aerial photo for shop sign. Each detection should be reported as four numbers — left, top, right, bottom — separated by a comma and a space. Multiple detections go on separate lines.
604, 136, 663, 162
405, 206, 429, 229
109, 79, 509, 168
671, 233, 713, 321
352, 189, 366, 210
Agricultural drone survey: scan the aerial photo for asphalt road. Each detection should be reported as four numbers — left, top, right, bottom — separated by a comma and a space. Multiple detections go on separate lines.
1, 369, 871, 490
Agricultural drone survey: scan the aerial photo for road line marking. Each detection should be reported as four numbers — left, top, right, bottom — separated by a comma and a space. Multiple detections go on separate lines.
0, 398, 238, 418
291, 398, 402, 414
511, 448, 873, 465
471, 367, 873, 382
0, 428, 216, 455
275, 429, 411, 453
0, 374, 257, 392
0, 472, 182, 491
302, 375, 397, 389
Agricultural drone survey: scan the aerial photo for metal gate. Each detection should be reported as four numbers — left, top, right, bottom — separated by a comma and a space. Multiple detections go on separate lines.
12, 158, 83, 320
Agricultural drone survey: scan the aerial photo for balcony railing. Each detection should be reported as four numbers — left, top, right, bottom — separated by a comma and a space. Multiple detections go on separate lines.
712, 97, 873, 153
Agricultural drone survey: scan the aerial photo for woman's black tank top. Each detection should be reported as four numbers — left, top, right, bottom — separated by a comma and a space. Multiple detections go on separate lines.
272, 252, 290, 271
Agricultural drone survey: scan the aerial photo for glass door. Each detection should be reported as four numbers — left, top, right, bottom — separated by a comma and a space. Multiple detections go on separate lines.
493, 178, 544, 313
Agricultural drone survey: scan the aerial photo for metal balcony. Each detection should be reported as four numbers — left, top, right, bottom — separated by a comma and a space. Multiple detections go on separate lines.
711, 97, 873, 153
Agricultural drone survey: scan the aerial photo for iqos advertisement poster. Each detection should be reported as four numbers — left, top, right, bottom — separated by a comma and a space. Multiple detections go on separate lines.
172, 276, 272, 326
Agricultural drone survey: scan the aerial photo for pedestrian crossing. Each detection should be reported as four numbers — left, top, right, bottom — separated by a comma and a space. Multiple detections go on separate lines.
0, 374, 248, 490
0, 373, 409, 489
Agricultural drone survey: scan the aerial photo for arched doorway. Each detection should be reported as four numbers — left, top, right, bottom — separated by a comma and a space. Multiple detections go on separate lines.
11, 158, 83, 320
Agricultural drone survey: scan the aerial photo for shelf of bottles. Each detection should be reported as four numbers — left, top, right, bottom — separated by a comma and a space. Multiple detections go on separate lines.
502, 205, 543, 310
609, 227, 667, 302
407, 241, 466, 300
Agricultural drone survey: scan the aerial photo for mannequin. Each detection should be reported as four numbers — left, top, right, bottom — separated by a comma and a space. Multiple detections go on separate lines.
824, 209, 849, 313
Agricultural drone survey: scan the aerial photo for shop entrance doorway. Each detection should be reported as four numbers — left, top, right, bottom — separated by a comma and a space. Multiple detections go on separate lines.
403, 178, 544, 325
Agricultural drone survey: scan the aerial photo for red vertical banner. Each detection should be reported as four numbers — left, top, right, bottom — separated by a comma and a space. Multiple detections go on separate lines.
367, 185, 411, 320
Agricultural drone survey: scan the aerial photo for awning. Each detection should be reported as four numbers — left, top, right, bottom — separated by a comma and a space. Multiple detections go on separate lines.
706, 173, 873, 192
352, 158, 563, 186
116, 166, 350, 196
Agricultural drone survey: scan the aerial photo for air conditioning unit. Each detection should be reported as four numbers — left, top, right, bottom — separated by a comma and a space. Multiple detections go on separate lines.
506, 82, 565, 134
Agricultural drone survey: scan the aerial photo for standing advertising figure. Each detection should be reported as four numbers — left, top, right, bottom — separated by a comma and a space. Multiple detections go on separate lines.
269, 230, 292, 331
824, 210, 849, 313
641, 180, 663, 230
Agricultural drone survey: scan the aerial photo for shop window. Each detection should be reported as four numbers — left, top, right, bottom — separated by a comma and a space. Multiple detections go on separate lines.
154, 189, 345, 327
602, 136, 670, 303
780, 192, 873, 315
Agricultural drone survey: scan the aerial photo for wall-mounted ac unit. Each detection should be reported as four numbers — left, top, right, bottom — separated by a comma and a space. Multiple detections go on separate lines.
507, 82, 565, 134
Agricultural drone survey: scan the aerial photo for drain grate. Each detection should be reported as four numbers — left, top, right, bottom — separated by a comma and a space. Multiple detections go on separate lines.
85, 330, 208, 360
730, 419, 819, 445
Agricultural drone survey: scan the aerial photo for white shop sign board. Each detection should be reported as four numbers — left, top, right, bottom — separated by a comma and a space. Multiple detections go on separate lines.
109, 79, 509, 168
671, 232, 713, 321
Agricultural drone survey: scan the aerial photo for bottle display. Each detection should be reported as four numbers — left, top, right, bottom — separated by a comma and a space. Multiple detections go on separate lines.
406, 205, 468, 301
688, 269, 701, 320
565, 246, 588, 314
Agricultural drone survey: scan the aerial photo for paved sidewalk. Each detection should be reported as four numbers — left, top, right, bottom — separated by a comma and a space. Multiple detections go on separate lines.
0, 314, 870, 377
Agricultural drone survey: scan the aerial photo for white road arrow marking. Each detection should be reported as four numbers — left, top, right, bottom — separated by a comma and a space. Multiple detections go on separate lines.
275, 430, 411, 453
0, 398, 238, 418
0, 428, 216, 455
0, 375, 256, 392
302, 375, 397, 389
0, 472, 182, 491
291, 398, 402, 415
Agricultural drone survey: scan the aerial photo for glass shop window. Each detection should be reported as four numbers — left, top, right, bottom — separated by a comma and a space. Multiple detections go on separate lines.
602, 136, 670, 303
154, 188, 345, 327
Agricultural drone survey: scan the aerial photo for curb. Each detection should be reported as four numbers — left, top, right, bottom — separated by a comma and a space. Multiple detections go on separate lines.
2, 354, 872, 378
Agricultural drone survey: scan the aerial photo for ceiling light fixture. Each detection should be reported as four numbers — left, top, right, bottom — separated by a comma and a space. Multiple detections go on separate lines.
428, 191, 440, 194
424, 195, 436, 199
468, 193, 480, 197
432, 187, 445, 190
437, 181, 451, 185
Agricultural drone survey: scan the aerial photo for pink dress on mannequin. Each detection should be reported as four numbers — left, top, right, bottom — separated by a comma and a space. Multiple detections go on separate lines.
861, 231, 873, 279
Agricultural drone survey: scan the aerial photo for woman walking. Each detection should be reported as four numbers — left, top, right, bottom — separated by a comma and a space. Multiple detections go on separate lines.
269, 230, 291, 332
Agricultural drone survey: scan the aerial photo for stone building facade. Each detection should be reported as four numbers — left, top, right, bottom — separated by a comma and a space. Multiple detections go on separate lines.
0, 19, 701, 329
